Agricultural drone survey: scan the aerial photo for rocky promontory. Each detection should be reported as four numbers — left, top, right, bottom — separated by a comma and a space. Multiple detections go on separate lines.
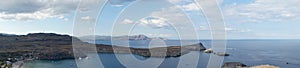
0, 33, 206, 61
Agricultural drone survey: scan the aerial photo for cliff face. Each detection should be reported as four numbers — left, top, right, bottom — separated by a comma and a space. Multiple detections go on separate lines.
0, 33, 206, 60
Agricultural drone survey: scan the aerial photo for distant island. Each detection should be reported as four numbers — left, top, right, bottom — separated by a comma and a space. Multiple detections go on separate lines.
80, 34, 168, 41
0, 33, 206, 61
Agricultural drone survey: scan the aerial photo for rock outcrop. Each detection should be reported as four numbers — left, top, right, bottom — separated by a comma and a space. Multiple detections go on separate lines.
204, 48, 213, 53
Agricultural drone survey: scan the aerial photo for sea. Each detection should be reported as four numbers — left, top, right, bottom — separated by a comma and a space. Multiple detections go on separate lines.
22, 40, 300, 68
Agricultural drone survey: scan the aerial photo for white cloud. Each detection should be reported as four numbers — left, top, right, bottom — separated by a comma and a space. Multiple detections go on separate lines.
119, 0, 225, 30
63, 18, 69, 21
123, 16, 172, 29
181, 3, 201, 11
225, 27, 235, 31
0, 0, 79, 21
166, 0, 198, 12
122, 6, 191, 29
0, 8, 61, 21
199, 26, 209, 30
138, 16, 171, 28
81, 16, 94, 22
0, 0, 137, 21
111, 4, 124, 7
224, 0, 300, 23
199, 26, 251, 33
168, 0, 223, 11
108, 0, 135, 7
225, 27, 252, 32
237, 29, 252, 33
121, 19, 135, 24
150, 6, 189, 28
167, 0, 193, 4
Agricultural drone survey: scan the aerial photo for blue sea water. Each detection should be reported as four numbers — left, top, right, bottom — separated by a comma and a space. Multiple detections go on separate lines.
22, 40, 300, 68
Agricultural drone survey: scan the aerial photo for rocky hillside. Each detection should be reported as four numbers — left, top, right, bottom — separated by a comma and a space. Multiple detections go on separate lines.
0, 33, 86, 60
0, 33, 205, 61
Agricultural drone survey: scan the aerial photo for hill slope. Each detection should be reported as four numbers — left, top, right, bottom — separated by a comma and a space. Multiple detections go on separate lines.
0, 33, 205, 61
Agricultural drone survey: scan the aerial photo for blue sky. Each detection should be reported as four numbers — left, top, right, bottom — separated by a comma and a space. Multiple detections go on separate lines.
0, 0, 300, 39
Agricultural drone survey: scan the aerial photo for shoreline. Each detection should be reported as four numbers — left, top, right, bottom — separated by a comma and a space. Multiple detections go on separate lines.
0, 33, 206, 61
12, 61, 23, 68
16, 59, 280, 68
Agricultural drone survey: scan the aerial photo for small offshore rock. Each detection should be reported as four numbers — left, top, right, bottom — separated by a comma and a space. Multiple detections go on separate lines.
214, 52, 229, 56
204, 48, 213, 53
222, 62, 248, 68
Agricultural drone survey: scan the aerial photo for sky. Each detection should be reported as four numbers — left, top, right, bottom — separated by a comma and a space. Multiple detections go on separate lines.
0, 0, 300, 39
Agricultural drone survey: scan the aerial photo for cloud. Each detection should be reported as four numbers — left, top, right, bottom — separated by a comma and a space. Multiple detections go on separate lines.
0, 0, 44, 14
81, 16, 95, 23
0, 0, 79, 21
166, 0, 199, 12
121, 5, 192, 29
224, 28, 235, 31
181, 3, 201, 11
167, 0, 223, 4
199, 26, 209, 30
224, 0, 300, 23
123, 16, 171, 29
0, 8, 65, 21
138, 16, 171, 28
121, 19, 135, 24
167, 0, 223, 11
108, 0, 136, 7
150, 6, 191, 29
111, 4, 125, 7
199, 26, 252, 33
121, 0, 225, 30
225, 27, 252, 33
167, 0, 193, 5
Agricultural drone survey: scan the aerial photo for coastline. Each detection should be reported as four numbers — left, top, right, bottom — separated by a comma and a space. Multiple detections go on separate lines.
0, 33, 206, 61
12, 61, 23, 68
0, 33, 284, 68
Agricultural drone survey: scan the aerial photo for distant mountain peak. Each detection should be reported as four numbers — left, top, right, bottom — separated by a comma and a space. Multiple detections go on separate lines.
128, 34, 149, 40
80, 34, 167, 40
